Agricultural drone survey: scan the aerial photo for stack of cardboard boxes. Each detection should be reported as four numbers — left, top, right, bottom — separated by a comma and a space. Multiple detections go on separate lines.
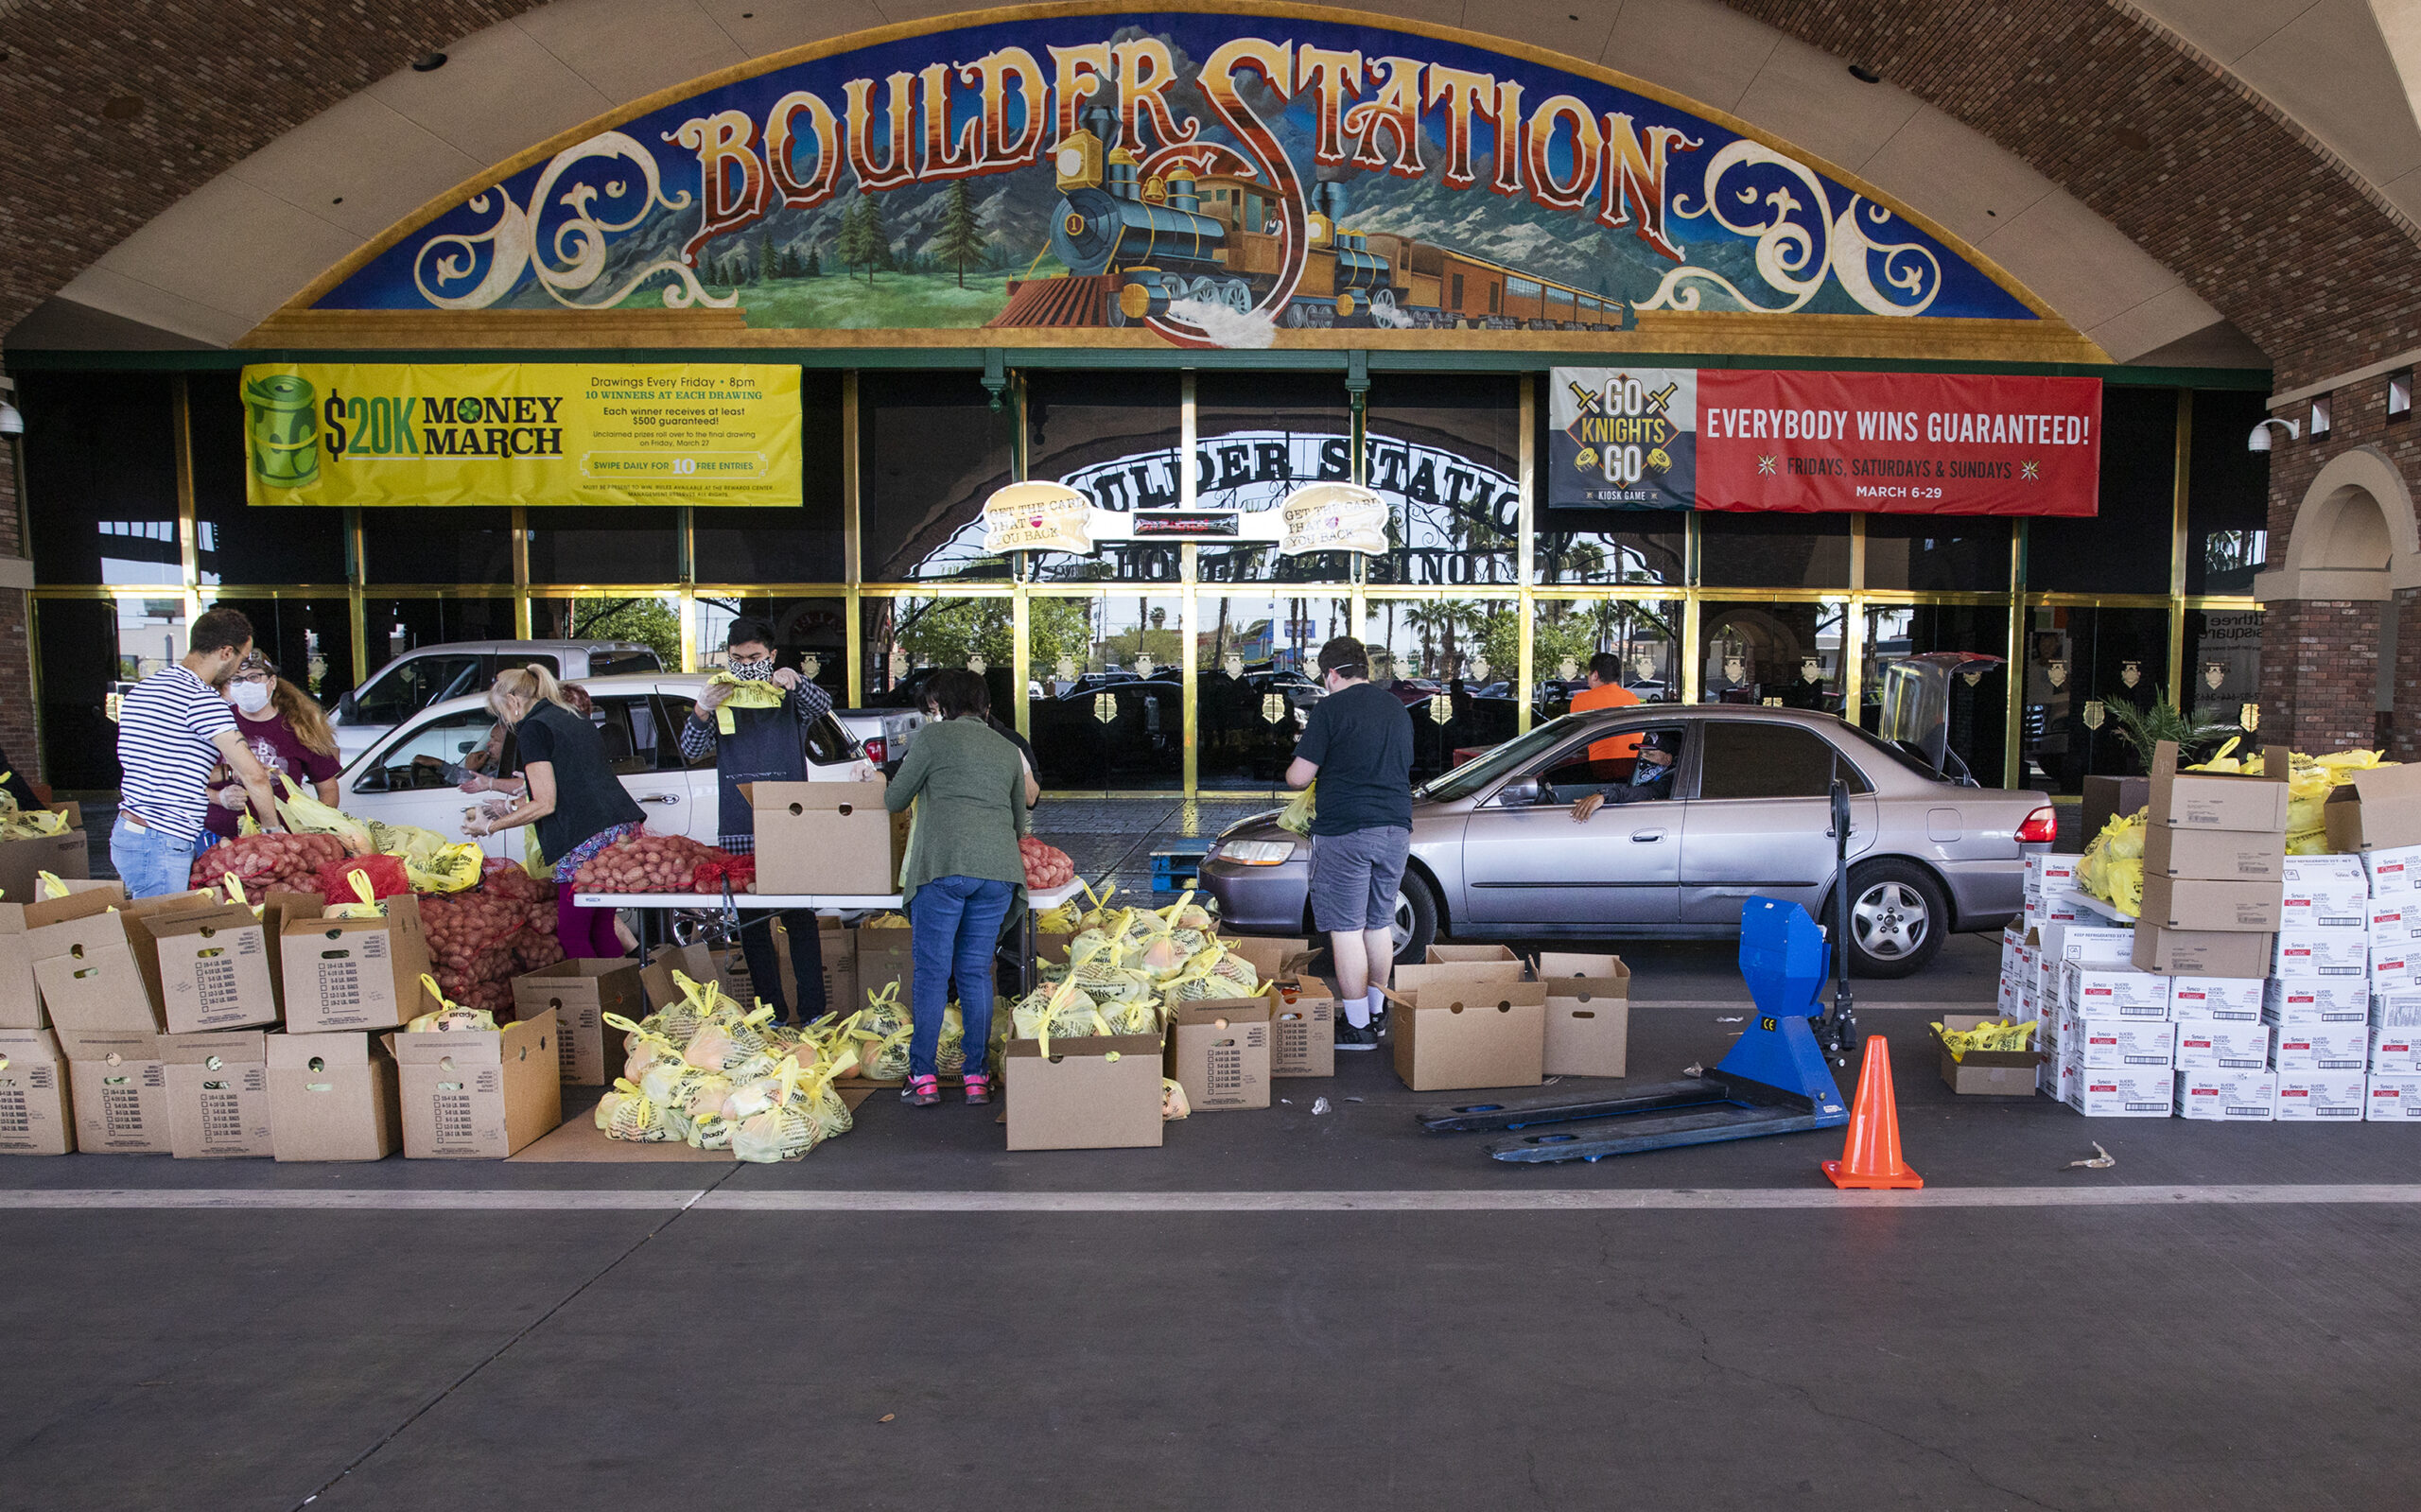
2321, 764, 2421, 1121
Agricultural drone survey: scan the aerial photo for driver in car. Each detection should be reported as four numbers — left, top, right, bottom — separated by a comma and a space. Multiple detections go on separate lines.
1568, 727, 1680, 821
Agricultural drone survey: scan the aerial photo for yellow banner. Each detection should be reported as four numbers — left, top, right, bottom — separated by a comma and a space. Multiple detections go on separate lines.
240, 362, 801, 507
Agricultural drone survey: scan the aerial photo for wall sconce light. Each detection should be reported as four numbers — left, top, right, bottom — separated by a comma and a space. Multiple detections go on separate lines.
2247, 417, 2299, 452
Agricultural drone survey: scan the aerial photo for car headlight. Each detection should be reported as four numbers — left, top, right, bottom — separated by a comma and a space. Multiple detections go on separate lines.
1215, 840, 1297, 865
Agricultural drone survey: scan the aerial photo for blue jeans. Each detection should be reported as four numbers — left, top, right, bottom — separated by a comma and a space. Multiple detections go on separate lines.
111, 814, 198, 899
907, 876, 1015, 1080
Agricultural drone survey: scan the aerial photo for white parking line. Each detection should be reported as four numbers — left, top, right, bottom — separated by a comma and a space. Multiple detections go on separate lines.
6, 1185, 2421, 1212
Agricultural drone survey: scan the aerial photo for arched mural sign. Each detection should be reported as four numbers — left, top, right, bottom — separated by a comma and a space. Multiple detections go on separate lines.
302, 4, 2049, 350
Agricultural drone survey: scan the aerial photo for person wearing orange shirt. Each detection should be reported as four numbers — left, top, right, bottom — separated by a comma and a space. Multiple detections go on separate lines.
1570, 652, 1643, 761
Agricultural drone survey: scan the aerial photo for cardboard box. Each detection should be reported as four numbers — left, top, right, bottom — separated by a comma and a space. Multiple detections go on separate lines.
2369, 943, 2421, 993
1267, 973, 1335, 1079
2367, 902, 2419, 942
2061, 960, 2171, 1018
1395, 958, 1529, 1000
2147, 739, 2290, 833
279, 895, 433, 1034
2059, 1012, 2178, 1069
159, 1029, 274, 1158
1164, 997, 1271, 1111
2273, 927, 2369, 979
1540, 958, 1630, 1079
0, 807, 91, 905
1935, 1015, 2042, 1096
1003, 1034, 1164, 1151
2080, 776, 2151, 856
30, 887, 161, 1033
2364, 1073, 2421, 1121
2176, 1069, 2277, 1121
2044, 924, 2136, 966
1215, 935, 1313, 983
58, 1027, 171, 1153
2263, 977, 2371, 1023
1426, 944, 1520, 967
0, 883, 115, 1030
2145, 824, 2286, 883
2362, 843, 2421, 897
854, 927, 917, 1007
2324, 763, 2421, 853
2377, 991, 2421, 1029
2024, 853, 2080, 899
391, 1012, 563, 1158
746, 777, 910, 895
2024, 892, 2090, 932
2274, 1069, 2368, 1121
1388, 980, 1546, 1092
2368, 1027, 2421, 1073
2267, 1017, 2370, 1072
2132, 927, 2271, 979
2168, 976, 2263, 1020
2041, 1051, 2077, 1103
2280, 856, 2372, 925
639, 942, 723, 1011
511, 959, 645, 1087
0, 1027, 72, 1153
144, 903, 279, 1034
2064, 1066, 2176, 1117
2172, 1019, 2271, 1070
267, 1032, 402, 1161
2136, 875, 2283, 932
816, 917, 857, 1015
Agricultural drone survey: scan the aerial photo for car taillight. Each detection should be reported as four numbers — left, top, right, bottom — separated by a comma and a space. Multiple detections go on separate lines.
862, 738, 886, 765
2015, 806, 2057, 844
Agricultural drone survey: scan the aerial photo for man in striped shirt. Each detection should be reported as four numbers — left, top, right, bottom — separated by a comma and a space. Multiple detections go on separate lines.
112, 606, 282, 897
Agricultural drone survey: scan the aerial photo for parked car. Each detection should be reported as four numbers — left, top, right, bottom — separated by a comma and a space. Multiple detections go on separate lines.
338, 672, 872, 857
330, 639, 662, 761
1197, 704, 2053, 977
831, 705, 923, 767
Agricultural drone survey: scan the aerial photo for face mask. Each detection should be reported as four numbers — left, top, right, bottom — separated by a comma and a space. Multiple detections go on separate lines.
730, 657, 775, 682
1630, 756, 1668, 786
230, 681, 273, 715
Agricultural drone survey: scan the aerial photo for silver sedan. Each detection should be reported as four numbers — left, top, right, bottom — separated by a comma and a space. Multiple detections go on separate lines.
1198, 705, 2055, 978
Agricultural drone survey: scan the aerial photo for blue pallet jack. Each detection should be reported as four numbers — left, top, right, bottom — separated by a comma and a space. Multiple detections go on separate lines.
1419, 782, 1863, 1164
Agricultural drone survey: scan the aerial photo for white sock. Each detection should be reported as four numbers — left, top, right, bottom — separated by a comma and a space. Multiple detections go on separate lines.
1365, 986, 1387, 1019
1342, 994, 1372, 1029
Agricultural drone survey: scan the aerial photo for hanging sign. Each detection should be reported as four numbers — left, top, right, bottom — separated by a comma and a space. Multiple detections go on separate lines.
241, 362, 802, 507
1549, 367, 2100, 515
1278, 482, 1390, 556
981, 480, 1095, 551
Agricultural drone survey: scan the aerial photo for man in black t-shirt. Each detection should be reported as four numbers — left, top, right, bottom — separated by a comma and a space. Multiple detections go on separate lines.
1285, 637, 1415, 1050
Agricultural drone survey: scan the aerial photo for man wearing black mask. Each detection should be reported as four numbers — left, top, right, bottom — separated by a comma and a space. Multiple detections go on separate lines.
678, 618, 834, 1026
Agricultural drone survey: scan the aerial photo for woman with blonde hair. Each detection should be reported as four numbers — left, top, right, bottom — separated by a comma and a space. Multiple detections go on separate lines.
204, 652, 342, 847
461, 665, 645, 958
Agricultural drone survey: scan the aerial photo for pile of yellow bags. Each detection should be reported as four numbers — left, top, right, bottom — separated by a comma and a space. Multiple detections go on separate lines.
599, 972, 859, 1160
2187, 739, 2396, 855
271, 773, 481, 889
1933, 1017, 2038, 1060
2076, 809, 2146, 916
0, 776, 68, 843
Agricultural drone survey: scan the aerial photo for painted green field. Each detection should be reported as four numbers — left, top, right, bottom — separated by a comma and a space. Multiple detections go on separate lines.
676, 265, 1070, 328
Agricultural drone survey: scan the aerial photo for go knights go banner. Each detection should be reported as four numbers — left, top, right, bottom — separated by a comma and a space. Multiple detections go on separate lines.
239, 362, 803, 507
1548, 367, 2101, 515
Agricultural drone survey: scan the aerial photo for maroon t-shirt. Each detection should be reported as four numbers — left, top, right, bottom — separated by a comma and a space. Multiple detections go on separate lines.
204, 713, 342, 839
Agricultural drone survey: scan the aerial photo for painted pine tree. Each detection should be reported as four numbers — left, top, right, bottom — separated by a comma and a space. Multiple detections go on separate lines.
835, 200, 870, 281
932, 180, 985, 288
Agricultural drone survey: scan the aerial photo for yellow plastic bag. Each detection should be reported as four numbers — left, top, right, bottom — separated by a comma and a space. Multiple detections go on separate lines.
273, 773, 374, 854
1275, 780, 1316, 837
405, 973, 497, 1032
705, 673, 787, 735
33, 870, 71, 901
1933, 1017, 2038, 1062
322, 871, 387, 920
370, 820, 482, 894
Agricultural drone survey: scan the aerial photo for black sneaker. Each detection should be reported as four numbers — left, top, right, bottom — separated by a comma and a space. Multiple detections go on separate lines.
1335, 1022, 1380, 1051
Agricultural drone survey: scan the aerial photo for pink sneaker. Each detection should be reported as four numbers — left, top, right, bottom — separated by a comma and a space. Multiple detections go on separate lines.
900, 1074, 941, 1107
962, 1072, 993, 1105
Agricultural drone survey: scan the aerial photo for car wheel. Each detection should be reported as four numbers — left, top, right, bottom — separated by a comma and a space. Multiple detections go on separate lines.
1392, 870, 1439, 965
1837, 859, 1946, 979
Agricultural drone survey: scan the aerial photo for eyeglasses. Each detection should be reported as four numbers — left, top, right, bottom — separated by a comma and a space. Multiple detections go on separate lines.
231, 670, 273, 685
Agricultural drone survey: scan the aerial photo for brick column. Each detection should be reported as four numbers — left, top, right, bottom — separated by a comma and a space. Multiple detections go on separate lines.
2260, 599, 2380, 753
0, 440, 34, 785
2397, 587, 2421, 763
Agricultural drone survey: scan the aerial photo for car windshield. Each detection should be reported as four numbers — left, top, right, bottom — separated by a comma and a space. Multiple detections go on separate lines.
1420, 716, 1592, 802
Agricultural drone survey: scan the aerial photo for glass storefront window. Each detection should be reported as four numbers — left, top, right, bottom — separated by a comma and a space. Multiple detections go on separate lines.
189, 373, 347, 586
1195, 592, 1348, 785
1019, 592, 1187, 788
692, 371, 846, 584
2028, 387, 2178, 595
1702, 599, 1848, 711
1194, 371, 1352, 584
1026, 371, 1183, 585
363, 508, 514, 585
527, 508, 679, 585
361, 598, 517, 677
1537, 508, 1687, 585
2020, 605, 2170, 794
204, 598, 357, 702
1864, 517, 2012, 594
528, 594, 682, 672
1364, 374, 1522, 589
860, 372, 1014, 582
20, 372, 182, 587
1699, 514, 1850, 589
2186, 389, 2271, 596
1528, 600, 1684, 719
2182, 607, 2262, 730
1861, 604, 2011, 782
36, 600, 130, 789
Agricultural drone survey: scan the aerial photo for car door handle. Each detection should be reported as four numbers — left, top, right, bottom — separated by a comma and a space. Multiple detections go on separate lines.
636, 792, 680, 805
1631, 828, 1666, 842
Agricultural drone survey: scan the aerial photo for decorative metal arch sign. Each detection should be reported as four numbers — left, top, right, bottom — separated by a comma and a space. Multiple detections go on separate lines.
304, 3, 2049, 350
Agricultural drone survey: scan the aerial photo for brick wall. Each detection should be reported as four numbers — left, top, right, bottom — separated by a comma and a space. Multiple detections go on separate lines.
0, 440, 35, 784
2260, 599, 2380, 753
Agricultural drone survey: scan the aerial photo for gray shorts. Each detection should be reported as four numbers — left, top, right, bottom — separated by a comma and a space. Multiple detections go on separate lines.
1308, 826, 1413, 934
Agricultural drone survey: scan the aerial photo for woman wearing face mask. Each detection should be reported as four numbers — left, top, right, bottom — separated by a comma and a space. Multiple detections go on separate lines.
203, 652, 342, 849
460, 666, 646, 959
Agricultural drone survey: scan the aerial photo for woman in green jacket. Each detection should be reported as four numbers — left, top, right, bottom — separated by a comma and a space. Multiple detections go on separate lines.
884, 669, 1028, 1106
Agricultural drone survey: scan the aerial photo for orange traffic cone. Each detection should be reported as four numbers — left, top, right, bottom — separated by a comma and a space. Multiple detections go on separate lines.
1821, 1034, 1923, 1190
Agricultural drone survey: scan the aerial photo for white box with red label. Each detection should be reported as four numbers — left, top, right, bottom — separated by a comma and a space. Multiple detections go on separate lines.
2362, 843, 2421, 898
2263, 978, 2371, 1024
2265, 1016, 2370, 1072
2059, 1012, 2178, 1069
2280, 856, 2371, 928
2172, 1019, 2271, 1070
2064, 1067, 2175, 1118
2275, 1069, 2368, 1121
2364, 1073, 2421, 1121
2370, 1026, 2421, 1073
2167, 975, 2264, 1021
2175, 1068, 2277, 1121
2273, 928, 2370, 979
2061, 960, 2171, 1019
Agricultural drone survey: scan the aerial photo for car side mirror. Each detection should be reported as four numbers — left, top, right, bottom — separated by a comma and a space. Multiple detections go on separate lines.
337, 689, 357, 720
1494, 777, 1542, 808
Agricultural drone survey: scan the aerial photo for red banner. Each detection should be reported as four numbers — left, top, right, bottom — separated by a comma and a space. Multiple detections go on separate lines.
1694, 371, 2100, 516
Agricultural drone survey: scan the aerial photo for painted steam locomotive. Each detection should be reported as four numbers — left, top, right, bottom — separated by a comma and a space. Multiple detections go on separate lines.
1029, 108, 1628, 332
